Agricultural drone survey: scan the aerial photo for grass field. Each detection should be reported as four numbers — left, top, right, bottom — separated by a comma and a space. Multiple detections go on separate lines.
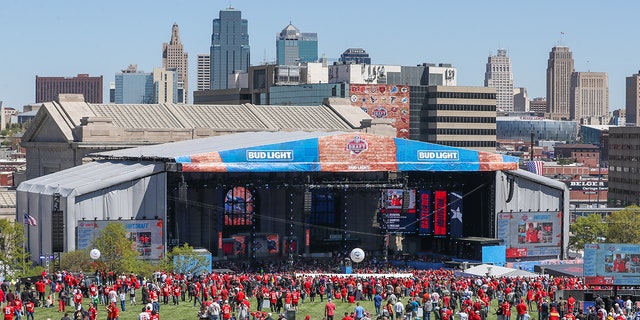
30, 292, 509, 320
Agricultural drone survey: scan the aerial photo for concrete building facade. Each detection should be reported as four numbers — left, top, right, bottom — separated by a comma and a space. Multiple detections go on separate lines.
162, 23, 189, 103
608, 126, 640, 206
417, 86, 497, 152
546, 46, 574, 120
570, 72, 609, 123
484, 49, 514, 112
196, 54, 210, 92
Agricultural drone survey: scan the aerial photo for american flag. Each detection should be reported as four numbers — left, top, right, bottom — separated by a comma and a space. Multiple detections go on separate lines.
525, 161, 545, 176
24, 213, 37, 226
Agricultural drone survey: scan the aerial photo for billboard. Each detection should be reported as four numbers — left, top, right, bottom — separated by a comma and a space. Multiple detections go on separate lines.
418, 191, 431, 235
380, 189, 417, 234
77, 219, 164, 260
584, 244, 640, 285
433, 190, 447, 236
349, 84, 410, 138
496, 211, 562, 258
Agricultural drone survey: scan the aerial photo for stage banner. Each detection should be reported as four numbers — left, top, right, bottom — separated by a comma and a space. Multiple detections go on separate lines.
318, 134, 398, 172
449, 191, 463, 238
232, 235, 246, 255
349, 84, 411, 139
434, 190, 447, 236
418, 191, 431, 235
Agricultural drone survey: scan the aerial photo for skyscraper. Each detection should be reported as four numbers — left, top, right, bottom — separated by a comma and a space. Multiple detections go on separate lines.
210, 8, 250, 90
626, 71, 640, 126
35, 74, 103, 103
114, 65, 154, 104
162, 23, 189, 103
276, 23, 318, 65
197, 54, 210, 91
339, 48, 371, 64
484, 49, 514, 112
546, 46, 574, 120
570, 72, 609, 123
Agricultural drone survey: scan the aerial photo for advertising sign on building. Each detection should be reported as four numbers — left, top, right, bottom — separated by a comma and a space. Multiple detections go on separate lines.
77, 219, 164, 260
497, 211, 562, 258
349, 84, 410, 138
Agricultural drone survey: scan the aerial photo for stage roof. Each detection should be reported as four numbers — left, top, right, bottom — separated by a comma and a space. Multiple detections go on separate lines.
92, 131, 519, 173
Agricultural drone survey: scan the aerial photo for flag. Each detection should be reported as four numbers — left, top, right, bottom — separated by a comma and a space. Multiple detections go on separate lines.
449, 192, 463, 238
24, 213, 37, 226
525, 161, 545, 176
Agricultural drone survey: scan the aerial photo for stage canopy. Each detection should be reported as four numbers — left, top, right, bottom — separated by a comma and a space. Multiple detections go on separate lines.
93, 131, 519, 173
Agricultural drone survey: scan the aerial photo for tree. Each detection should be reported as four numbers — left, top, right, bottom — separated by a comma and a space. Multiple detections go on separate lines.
92, 222, 140, 274
569, 213, 607, 252
60, 250, 99, 272
605, 205, 640, 243
167, 244, 209, 275
0, 219, 30, 278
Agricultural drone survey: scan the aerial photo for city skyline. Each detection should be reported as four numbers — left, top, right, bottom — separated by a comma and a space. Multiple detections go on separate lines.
0, 1, 639, 111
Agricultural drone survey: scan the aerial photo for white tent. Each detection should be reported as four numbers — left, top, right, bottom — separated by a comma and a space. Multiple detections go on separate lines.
461, 264, 539, 278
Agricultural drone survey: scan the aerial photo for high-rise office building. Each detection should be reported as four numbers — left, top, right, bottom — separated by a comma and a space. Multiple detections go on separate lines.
115, 65, 177, 104
484, 49, 514, 112
35, 74, 103, 103
114, 65, 154, 104
570, 72, 609, 123
513, 88, 529, 112
210, 8, 250, 90
162, 23, 189, 103
626, 71, 640, 126
197, 54, 210, 91
546, 46, 574, 120
339, 48, 371, 64
276, 23, 318, 65
414, 86, 497, 152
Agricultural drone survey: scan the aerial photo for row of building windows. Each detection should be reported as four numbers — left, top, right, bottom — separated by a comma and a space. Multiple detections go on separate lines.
438, 140, 496, 148
424, 104, 496, 112
427, 128, 496, 135
427, 92, 496, 100
426, 116, 496, 123
610, 143, 640, 150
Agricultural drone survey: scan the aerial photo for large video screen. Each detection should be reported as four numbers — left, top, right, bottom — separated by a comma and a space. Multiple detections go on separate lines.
584, 244, 640, 285
224, 186, 255, 226
380, 189, 416, 234
496, 211, 562, 258
77, 219, 164, 260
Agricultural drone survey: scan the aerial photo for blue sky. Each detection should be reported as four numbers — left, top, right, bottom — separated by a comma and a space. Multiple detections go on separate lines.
0, 0, 638, 111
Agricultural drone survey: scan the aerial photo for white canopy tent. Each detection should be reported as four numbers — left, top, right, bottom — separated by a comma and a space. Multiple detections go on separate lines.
461, 264, 539, 278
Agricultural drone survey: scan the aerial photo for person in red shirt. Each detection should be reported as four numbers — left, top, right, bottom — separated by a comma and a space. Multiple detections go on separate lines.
12, 299, 22, 319
88, 302, 97, 320
25, 300, 34, 320
3, 304, 13, 320
221, 301, 232, 320
516, 299, 527, 320
325, 298, 336, 320
173, 285, 181, 305
106, 302, 119, 320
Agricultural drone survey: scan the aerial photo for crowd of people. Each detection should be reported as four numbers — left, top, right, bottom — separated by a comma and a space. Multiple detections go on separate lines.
0, 260, 630, 320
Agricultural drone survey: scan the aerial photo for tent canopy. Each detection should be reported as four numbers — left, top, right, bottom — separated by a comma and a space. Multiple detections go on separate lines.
462, 264, 539, 278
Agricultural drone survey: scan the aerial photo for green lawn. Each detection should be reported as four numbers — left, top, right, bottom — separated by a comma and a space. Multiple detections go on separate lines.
32, 292, 513, 320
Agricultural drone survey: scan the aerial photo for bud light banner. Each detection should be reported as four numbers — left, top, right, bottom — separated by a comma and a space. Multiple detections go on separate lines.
174, 132, 519, 173
433, 190, 447, 236
418, 191, 431, 235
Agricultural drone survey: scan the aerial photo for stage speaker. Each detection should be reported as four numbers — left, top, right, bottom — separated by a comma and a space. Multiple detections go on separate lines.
52, 210, 64, 253
402, 190, 411, 211
303, 190, 312, 215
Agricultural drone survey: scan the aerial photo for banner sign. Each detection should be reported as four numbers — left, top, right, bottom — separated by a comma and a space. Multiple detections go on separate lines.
77, 219, 164, 260
433, 190, 447, 236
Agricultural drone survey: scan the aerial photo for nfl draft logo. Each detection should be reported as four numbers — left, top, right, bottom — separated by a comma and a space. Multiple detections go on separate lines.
345, 135, 368, 156
372, 106, 388, 118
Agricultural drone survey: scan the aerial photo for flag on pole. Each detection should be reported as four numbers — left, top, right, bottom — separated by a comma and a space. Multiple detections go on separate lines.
525, 161, 545, 176
24, 213, 37, 226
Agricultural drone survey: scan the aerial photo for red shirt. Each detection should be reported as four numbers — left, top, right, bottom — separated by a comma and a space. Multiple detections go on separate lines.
3, 305, 13, 320
326, 302, 336, 316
